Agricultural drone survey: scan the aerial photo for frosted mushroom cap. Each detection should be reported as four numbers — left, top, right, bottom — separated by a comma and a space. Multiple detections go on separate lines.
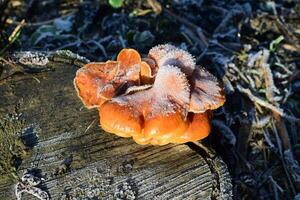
74, 44, 226, 145
74, 61, 119, 108
74, 49, 151, 108
189, 67, 225, 113
149, 44, 225, 113
148, 44, 196, 76
148, 44, 178, 62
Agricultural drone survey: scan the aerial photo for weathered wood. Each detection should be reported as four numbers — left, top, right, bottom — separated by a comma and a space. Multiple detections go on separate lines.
0, 52, 232, 200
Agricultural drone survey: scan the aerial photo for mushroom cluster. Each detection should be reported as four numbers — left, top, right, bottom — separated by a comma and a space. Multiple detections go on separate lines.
74, 44, 225, 145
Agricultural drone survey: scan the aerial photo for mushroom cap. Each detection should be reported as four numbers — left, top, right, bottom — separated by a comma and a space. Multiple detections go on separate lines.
74, 49, 150, 108
148, 44, 178, 63
172, 112, 211, 144
148, 44, 196, 76
140, 61, 155, 84
189, 67, 225, 113
142, 58, 157, 75
143, 111, 189, 145
149, 44, 225, 113
99, 101, 143, 138
74, 61, 119, 108
99, 65, 194, 145
117, 49, 142, 70
100, 102, 212, 145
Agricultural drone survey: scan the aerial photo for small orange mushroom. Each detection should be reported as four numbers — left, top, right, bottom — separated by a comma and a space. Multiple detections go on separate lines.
74, 44, 226, 145
74, 49, 151, 108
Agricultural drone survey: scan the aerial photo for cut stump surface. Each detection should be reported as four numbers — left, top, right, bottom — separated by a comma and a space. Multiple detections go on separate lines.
0, 52, 232, 200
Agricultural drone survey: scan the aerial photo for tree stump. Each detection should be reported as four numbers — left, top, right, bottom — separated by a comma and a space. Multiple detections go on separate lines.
0, 51, 232, 200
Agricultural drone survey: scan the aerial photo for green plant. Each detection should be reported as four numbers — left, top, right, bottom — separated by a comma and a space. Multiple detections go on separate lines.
108, 0, 123, 8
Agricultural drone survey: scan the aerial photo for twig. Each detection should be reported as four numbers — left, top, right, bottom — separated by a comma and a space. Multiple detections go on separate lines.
84, 118, 97, 134
0, 19, 25, 56
236, 85, 300, 122
181, 27, 206, 50
275, 17, 299, 48
257, 50, 280, 102
118, 35, 126, 49
263, 129, 275, 149
147, 0, 162, 14
256, 49, 294, 151
269, 176, 283, 200
253, 115, 271, 129
272, 120, 297, 195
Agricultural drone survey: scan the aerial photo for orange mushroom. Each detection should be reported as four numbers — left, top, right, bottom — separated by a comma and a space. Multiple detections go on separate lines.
74, 49, 152, 108
74, 44, 226, 145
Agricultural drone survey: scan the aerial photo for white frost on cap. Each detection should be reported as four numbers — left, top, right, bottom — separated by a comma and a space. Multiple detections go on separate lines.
152, 65, 190, 107
148, 44, 196, 76
110, 65, 190, 118
148, 44, 178, 62
157, 48, 195, 76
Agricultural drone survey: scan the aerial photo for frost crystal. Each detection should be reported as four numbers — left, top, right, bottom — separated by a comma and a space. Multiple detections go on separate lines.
148, 44, 177, 62
149, 44, 195, 76
17, 51, 49, 66
152, 65, 190, 107
15, 171, 49, 200
114, 181, 137, 200
157, 48, 196, 76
